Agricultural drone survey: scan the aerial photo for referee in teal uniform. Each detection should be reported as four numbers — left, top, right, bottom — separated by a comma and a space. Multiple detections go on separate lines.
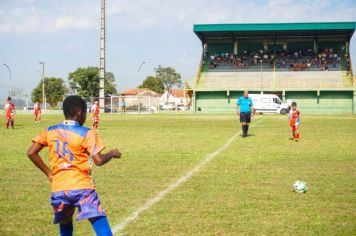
236, 90, 255, 137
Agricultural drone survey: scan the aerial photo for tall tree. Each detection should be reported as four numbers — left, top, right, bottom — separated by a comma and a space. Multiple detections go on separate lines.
68, 67, 117, 99
31, 77, 68, 107
154, 65, 182, 101
139, 76, 164, 94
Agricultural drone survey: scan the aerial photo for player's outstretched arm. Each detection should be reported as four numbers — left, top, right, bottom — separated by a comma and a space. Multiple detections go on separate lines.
92, 148, 121, 166
27, 142, 52, 182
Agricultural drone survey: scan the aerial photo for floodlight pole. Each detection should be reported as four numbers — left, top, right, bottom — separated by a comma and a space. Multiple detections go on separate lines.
38, 61, 46, 111
3, 63, 12, 97
138, 61, 146, 72
260, 59, 263, 94
99, 0, 106, 112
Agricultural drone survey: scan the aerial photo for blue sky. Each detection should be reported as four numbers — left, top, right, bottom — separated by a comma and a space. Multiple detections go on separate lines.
1, 0, 356, 98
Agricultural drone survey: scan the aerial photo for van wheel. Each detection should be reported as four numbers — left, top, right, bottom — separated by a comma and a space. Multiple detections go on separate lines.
280, 109, 287, 115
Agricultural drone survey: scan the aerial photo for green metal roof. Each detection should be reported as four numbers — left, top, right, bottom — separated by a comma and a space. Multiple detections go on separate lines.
194, 22, 356, 42
194, 22, 356, 32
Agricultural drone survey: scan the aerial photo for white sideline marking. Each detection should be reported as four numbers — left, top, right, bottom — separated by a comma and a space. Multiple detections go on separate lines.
112, 118, 265, 234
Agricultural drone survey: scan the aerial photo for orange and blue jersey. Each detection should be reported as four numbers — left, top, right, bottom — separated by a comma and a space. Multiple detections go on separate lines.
289, 110, 300, 128
32, 120, 105, 192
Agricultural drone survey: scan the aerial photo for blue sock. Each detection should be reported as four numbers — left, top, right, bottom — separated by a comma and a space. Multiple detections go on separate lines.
59, 222, 73, 236
91, 216, 112, 236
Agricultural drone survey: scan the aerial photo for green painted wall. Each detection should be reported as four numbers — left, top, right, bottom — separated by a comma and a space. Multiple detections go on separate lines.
353, 91, 356, 113
285, 91, 318, 113
318, 41, 345, 51
318, 91, 353, 113
196, 91, 230, 112
207, 42, 234, 54
287, 41, 314, 50
285, 91, 353, 114
196, 90, 354, 114
238, 41, 263, 54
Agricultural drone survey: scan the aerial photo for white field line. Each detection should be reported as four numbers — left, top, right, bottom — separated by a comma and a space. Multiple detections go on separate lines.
112, 118, 265, 234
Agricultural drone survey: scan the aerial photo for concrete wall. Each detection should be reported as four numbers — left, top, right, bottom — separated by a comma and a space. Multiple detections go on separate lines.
285, 91, 353, 114
195, 90, 355, 114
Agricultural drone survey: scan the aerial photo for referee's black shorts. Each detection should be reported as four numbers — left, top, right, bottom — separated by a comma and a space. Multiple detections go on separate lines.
240, 112, 251, 123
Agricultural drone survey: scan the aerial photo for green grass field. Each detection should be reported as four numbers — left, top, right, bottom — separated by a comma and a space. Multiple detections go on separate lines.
0, 113, 355, 235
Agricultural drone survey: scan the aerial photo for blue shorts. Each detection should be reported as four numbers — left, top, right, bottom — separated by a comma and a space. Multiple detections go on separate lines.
50, 189, 106, 224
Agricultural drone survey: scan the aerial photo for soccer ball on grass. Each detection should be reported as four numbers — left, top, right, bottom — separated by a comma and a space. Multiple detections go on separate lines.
293, 180, 308, 193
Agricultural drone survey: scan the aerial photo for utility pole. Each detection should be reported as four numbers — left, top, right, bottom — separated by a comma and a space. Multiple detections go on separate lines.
99, 0, 106, 112
3, 64, 12, 97
38, 61, 46, 111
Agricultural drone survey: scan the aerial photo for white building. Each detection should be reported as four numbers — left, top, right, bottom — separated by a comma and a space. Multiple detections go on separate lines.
160, 89, 185, 105
120, 88, 160, 110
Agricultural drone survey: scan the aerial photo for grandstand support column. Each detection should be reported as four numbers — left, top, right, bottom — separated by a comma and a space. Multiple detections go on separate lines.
353, 90, 356, 114
260, 60, 263, 94
346, 41, 349, 54
99, 0, 106, 112
234, 41, 238, 55
314, 37, 318, 54
282, 90, 286, 102
193, 91, 196, 113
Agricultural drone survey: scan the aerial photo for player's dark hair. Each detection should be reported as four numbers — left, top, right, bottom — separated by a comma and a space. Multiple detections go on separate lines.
63, 95, 87, 118
291, 102, 297, 107
7, 96, 11, 101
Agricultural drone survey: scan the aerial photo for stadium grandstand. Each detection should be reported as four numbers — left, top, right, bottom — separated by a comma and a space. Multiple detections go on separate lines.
193, 22, 356, 113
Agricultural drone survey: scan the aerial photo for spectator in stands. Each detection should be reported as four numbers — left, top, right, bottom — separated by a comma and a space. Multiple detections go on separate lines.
253, 53, 259, 65
294, 51, 299, 63
282, 59, 286, 68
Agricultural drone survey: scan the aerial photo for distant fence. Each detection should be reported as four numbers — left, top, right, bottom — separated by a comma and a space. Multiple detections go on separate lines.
83, 95, 162, 113
0, 95, 193, 114
0, 95, 34, 111
83, 95, 193, 113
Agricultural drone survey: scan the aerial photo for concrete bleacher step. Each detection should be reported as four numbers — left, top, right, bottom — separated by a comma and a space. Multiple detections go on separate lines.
196, 71, 352, 89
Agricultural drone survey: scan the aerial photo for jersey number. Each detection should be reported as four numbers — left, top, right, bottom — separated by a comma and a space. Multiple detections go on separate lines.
55, 140, 74, 161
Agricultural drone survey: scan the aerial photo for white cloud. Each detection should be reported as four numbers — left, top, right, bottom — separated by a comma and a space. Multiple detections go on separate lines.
0, 2, 98, 34
54, 17, 93, 31
0, 0, 355, 34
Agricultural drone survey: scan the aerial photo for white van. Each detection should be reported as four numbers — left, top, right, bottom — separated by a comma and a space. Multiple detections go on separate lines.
249, 94, 290, 114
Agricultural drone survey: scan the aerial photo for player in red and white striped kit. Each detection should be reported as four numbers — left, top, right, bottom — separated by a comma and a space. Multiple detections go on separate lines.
34, 101, 41, 123
4, 97, 15, 129
289, 102, 300, 141
91, 101, 100, 129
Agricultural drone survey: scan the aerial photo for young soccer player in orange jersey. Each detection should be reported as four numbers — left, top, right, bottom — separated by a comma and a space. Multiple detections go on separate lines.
4, 97, 15, 129
27, 95, 121, 236
91, 101, 100, 129
34, 101, 41, 123
289, 101, 300, 141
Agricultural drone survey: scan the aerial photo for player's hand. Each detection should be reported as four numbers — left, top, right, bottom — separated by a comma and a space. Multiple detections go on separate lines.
110, 149, 121, 159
